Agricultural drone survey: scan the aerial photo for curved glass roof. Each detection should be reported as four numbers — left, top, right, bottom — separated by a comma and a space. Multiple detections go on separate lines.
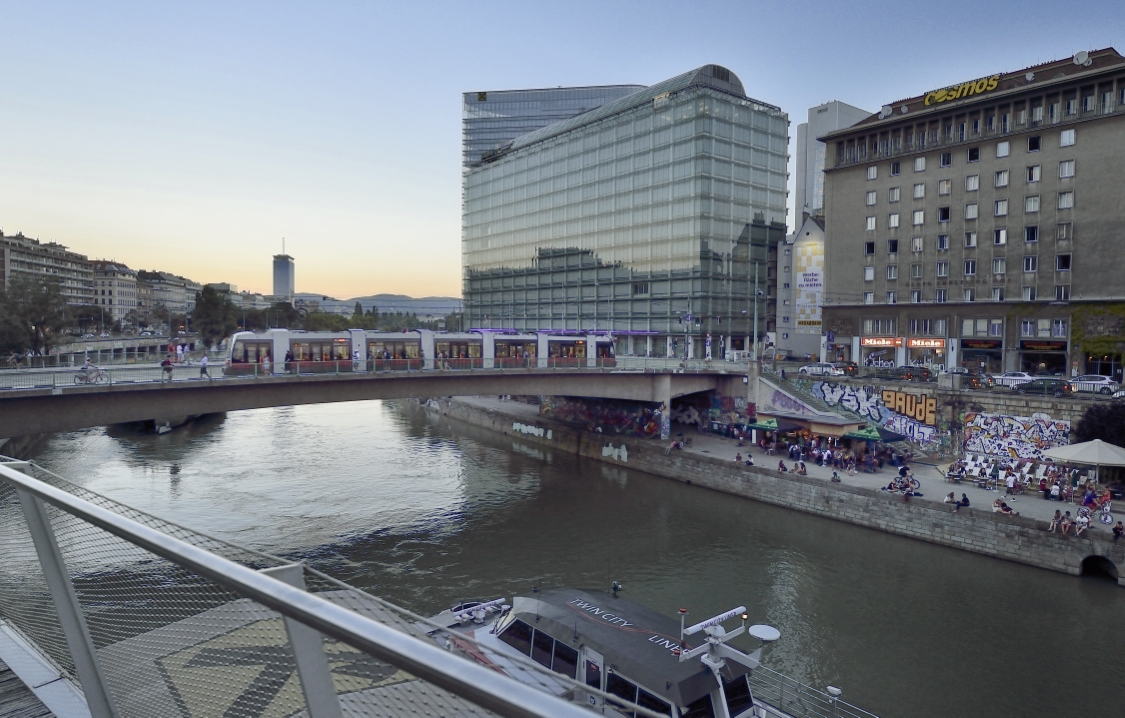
498, 64, 750, 156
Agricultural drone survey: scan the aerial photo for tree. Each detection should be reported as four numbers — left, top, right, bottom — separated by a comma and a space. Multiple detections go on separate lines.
190, 286, 240, 347
0, 275, 69, 354
353, 301, 363, 318
1073, 403, 1125, 447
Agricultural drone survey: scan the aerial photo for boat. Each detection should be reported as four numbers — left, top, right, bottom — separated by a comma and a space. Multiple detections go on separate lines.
422, 585, 877, 718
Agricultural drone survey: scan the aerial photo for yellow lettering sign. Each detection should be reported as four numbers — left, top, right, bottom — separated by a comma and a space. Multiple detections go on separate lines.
880, 391, 938, 426
923, 75, 1000, 106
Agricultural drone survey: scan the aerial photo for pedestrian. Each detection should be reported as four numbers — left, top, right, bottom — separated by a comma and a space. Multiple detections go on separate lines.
957, 493, 971, 509
1114, 521, 1124, 543
1050, 481, 1061, 500
176, 343, 184, 363
199, 353, 210, 380
1048, 510, 1062, 532
735, 453, 742, 465
161, 354, 174, 382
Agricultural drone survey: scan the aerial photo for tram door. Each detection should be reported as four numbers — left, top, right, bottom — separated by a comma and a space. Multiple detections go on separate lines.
581, 647, 604, 709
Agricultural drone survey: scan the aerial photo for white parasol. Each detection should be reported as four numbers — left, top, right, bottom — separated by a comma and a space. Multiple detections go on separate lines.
1041, 439, 1125, 482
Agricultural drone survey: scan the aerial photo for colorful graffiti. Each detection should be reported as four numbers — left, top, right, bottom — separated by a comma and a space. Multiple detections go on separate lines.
811, 382, 942, 449
540, 396, 662, 438
962, 412, 1070, 460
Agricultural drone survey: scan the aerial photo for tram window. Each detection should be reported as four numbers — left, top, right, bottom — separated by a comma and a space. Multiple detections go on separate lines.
552, 642, 578, 679
531, 630, 554, 668
723, 676, 752, 715
498, 620, 533, 656
584, 659, 601, 690
637, 689, 673, 716
682, 692, 715, 718
606, 673, 639, 714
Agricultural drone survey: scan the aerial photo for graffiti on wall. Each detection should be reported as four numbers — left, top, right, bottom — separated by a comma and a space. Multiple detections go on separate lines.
769, 390, 817, 415
811, 382, 942, 449
962, 412, 1070, 460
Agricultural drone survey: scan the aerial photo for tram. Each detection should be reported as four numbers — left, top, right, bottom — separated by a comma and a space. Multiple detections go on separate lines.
224, 329, 616, 374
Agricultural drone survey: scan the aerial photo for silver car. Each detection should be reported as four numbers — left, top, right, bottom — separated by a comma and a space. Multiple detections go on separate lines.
798, 362, 843, 376
1073, 374, 1120, 395
993, 371, 1035, 388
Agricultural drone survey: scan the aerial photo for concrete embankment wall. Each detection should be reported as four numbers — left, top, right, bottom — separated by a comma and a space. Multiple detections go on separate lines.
421, 399, 1125, 585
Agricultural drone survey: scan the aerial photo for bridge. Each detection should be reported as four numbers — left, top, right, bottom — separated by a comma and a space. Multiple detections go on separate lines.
0, 360, 750, 438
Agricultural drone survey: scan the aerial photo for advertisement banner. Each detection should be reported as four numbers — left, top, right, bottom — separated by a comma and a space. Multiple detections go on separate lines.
794, 240, 824, 335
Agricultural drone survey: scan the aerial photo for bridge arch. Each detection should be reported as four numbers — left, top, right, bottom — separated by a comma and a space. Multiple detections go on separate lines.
1080, 554, 1119, 580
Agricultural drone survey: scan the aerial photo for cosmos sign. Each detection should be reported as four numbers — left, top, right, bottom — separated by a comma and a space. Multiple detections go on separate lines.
924, 75, 1000, 106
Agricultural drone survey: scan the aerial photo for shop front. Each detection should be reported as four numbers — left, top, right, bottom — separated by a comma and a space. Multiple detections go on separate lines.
906, 338, 947, 371
1084, 353, 1124, 382
860, 337, 902, 369
960, 338, 1003, 374
1019, 339, 1068, 375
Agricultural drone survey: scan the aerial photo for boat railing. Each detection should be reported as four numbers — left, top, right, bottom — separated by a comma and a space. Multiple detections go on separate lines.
749, 665, 879, 718
0, 456, 670, 718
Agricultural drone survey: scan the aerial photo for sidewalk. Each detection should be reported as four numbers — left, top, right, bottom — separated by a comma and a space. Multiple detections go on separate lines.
453, 396, 1114, 536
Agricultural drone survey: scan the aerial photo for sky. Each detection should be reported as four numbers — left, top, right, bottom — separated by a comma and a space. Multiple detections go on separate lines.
3, 1, 1122, 298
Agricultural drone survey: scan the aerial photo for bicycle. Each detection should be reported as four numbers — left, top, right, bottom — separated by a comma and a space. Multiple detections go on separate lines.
6, 355, 27, 372
74, 367, 109, 385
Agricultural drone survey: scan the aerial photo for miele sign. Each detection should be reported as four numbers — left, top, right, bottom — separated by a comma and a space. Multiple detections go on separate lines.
861, 337, 902, 347
906, 338, 946, 349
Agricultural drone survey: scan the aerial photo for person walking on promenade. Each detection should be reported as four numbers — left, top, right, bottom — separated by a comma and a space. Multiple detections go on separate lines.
161, 354, 174, 382
199, 353, 210, 380
1114, 521, 1124, 543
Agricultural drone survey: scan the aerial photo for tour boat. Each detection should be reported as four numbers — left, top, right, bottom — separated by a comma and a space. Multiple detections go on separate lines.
423, 586, 875, 718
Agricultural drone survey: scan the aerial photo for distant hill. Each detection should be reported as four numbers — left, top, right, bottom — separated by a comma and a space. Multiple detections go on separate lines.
294, 292, 462, 316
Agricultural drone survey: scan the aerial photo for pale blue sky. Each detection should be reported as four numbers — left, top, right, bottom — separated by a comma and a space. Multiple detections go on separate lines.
2, 1, 1121, 297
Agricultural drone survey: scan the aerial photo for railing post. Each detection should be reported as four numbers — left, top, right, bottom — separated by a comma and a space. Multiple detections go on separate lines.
260, 564, 343, 718
15, 488, 120, 718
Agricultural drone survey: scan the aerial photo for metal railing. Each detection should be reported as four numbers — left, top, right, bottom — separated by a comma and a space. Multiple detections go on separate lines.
749, 666, 878, 718
0, 457, 682, 718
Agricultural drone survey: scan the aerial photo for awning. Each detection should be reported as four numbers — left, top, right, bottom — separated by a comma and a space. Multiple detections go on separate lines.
1042, 439, 1125, 466
842, 424, 909, 443
746, 417, 803, 432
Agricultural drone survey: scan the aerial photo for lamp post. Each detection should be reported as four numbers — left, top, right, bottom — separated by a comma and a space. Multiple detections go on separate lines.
751, 260, 760, 361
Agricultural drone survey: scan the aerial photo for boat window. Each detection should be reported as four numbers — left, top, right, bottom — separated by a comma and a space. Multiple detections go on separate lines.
531, 630, 554, 668
584, 659, 601, 690
637, 688, 673, 716
552, 642, 578, 679
723, 675, 752, 715
682, 692, 715, 718
498, 620, 533, 656
606, 673, 639, 716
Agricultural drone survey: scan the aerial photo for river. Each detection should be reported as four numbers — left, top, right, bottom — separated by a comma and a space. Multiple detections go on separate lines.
26, 400, 1125, 718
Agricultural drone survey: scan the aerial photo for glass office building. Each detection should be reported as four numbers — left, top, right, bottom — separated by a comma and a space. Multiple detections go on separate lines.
463, 85, 644, 168
462, 65, 789, 358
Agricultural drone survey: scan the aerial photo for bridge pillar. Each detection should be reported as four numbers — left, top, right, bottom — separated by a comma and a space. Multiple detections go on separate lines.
747, 360, 761, 410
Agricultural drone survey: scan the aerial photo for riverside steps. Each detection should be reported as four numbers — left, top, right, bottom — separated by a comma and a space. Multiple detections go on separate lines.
417, 396, 1125, 586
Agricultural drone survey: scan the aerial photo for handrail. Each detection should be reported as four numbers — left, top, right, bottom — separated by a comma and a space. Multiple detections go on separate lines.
0, 463, 592, 718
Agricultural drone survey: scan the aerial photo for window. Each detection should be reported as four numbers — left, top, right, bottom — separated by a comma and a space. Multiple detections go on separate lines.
992, 287, 1004, 301
890, 161, 900, 176
887, 265, 898, 279
606, 673, 640, 709
992, 258, 1006, 274
1022, 286, 1036, 300
1083, 95, 1095, 112
500, 620, 534, 655
912, 209, 924, 226
1025, 226, 1038, 243
1024, 255, 1038, 272
1026, 165, 1041, 183
1049, 102, 1059, 122
632, 283, 650, 295
965, 175, 979, 192
936, 261, 949, 277
911, 236, 924, 252
1059, 160, 1074, 179
937, 234, 949, 250
965, 231, 977, 248
864, 292, 874, 304
1056, 254, 1071, 271
1021, 320, 1035, 337
911, 319, 930, 335
964, 288, 975, 301
935, 207, 950, 223
965, 202, 978, 220
1056, 286, 1070, 302
1037, 318, 1051, 337
863, 318, 895, 334
967, 147, 980, 162
994, 228, 1007, 245
866, 216, 876, 231
911, 263, 923, 278
964, 259, 976, 275
911, 290, 921, 303
1052, 318, 1067, 336
914, 157, 926, 172
888, 213, 900, 228
1025, 196, 1039, 213
866, 166, 877, 180
1060, 128, 1075, 146
940, 152, 952, 167
994, 199, 1008, 216
936, 288, 947, 303
913, 183, 926, 199
887, 239, 898, 254
1066, 99, 1078, 115
996, 141, 1010, 158
938, 178, 951, 195
1027, 136, 1041, 152
864, 241, 875, 255
995, 170, 1009, 187
1057, 191, 1074, 210
1031, 106, 1043, 123
888, 187, 901, 202
886, 291, 897, 303
865, 190, 877, 206
864, 266, 875, 281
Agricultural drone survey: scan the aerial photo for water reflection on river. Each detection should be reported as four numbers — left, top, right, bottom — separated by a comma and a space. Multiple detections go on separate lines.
30, 400, 1125, 718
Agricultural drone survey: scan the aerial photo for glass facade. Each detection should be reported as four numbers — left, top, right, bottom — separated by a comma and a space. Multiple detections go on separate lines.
462, 65, 788, 354
463, 86, 644, 168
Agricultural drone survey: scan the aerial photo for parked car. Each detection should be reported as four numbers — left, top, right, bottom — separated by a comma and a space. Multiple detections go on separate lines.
893, 365, 933, 382
942, 366, 970, 375
958, 372, 995, 390
140, 331, 153, 337
1014, 377, 1076, 397
833, 361, 859, 377
1072, 374, 1120, 395
99, 332, 111, 338
993, 371, 1036, 387
797, 362, 843, 376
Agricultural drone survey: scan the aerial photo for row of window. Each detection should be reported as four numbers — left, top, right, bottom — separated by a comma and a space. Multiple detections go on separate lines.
867, 254, 1070, 280
864, 224, 1072, 255
863, 317, 1069, 338
866, 191, 1073, 229
865, 160, 1077, 206
863, 285, 1071, 304
866, 130, 1077, 180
